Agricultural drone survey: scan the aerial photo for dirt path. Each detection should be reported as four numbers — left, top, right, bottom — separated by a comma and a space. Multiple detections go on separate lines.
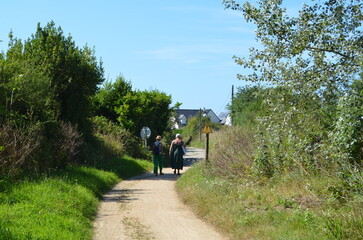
92, 147, 227, 240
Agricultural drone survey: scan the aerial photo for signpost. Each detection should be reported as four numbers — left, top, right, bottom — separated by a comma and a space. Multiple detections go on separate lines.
201, 125, 213, 161
140, 126, 151, 146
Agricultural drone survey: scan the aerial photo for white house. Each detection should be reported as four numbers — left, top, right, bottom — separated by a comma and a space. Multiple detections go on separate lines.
218, 112, 232, 126
204, 109, 221, 124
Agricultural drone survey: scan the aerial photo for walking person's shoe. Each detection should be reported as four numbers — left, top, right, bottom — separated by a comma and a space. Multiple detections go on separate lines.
160, 172, 164, 175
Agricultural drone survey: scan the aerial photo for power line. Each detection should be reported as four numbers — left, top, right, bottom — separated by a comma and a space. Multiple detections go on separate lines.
216, 89, 232, 115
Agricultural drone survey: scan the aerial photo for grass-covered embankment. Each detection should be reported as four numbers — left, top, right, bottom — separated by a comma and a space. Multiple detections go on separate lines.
177, 162, 363, 239
0, 156, 152, 240
176, 127, 363, 240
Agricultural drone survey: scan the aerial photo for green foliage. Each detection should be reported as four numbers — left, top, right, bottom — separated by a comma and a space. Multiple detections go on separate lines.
0, 20, 175, 177
4, 21, 104, 135
0, 21, 113, 178
0, 121, 83, 178
0, 21, 106, 176
176, 1, 363, 238
327, 79, 363, 165
224, 0, 363, 178
256, 87, 331, 175
227, 0, 362, 90
182, 113, 221, 141
90, 116, 151, 160
116, 89, 173, 143
231, 85, 267, 128
94, 77, 173, 148
94, 76, 132, 123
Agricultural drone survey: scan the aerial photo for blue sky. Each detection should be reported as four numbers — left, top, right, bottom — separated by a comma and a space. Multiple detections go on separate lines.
0, 0, 310, 115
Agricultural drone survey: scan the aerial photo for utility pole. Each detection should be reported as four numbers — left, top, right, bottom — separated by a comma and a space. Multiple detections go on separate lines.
199, 108, 202, 141
231, 85, 234, 126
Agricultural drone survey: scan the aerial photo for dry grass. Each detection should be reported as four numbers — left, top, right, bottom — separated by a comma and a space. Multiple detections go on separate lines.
208, 126, 255, 178
177, 126, 363, 239
177, 164, 328, 239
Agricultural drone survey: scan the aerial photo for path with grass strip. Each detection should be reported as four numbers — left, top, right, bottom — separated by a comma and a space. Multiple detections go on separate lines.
92, 147, 227, 240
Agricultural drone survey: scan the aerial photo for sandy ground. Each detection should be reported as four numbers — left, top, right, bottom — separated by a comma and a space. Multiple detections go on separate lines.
92, 147, 228, 240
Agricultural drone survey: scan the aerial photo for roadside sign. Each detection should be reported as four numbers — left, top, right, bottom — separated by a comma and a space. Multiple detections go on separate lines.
140, 126, 151, 139
201, 125, 213, 133
201, 125, 213, 161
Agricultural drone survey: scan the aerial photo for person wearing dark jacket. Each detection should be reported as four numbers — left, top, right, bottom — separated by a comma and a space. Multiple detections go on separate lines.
153, 135, 164, 176
169, 134, 186, 175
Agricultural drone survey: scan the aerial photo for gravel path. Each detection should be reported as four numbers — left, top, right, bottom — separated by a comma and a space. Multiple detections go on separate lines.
92, 147, 227, 240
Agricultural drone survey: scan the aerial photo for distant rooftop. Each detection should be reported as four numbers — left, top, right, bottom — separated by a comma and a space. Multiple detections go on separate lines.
175, 109, 201, 119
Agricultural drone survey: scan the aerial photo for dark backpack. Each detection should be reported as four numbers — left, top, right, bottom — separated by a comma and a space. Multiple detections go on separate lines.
153, 142, 161, 155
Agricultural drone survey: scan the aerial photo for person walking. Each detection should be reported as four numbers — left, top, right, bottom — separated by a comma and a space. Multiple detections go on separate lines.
169, 134, 186, 175
153, 135, 164, 176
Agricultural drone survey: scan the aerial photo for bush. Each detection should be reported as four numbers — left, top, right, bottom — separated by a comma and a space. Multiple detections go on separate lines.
182, 115, 221, 143
325, 79, 363, 166
90, 116, 151, 163
0, 123, 41, 177
0, 121, 83, 178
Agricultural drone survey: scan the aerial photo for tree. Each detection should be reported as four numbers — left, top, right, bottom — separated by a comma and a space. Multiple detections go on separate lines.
182, 114, 219, 140
224, 0, 362, 92
94, 76, 173, 145
94, 75, 132, 123
0, 22, 105, 174
0, 53, 9, 123
231, 85, 268, 127
329, 78, 363, 165
5, 21, 105, 134
224, 0, 363, 173
116, 90, 172, 142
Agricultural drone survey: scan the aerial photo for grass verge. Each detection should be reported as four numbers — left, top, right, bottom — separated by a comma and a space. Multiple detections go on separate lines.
0, 156, 153, 240
176, 162, 363, 240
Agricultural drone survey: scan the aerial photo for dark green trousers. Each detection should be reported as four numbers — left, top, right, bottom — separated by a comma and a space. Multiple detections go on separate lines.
153, 154, 163, 174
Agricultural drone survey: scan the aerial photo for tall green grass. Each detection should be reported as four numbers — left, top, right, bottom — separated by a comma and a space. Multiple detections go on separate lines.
177, 163, 363, 239
176, 126, 363, 239
0, 156, 152, 240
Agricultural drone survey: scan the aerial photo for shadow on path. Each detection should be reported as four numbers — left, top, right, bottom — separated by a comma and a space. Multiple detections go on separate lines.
99, 147, 205, 204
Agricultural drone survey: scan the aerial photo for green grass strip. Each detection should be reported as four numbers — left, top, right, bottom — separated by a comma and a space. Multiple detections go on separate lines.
0, 156, 152, 240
